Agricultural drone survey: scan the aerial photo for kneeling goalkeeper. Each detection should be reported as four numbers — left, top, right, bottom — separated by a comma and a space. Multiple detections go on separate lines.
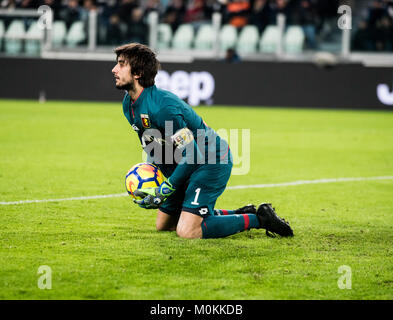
112, 43, 293, 239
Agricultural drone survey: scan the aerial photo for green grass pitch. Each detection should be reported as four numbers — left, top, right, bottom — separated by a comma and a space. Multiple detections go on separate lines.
1, 99, 393, 300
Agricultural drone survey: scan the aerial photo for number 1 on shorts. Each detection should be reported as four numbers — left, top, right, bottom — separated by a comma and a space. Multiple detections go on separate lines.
191, 188, 201, 205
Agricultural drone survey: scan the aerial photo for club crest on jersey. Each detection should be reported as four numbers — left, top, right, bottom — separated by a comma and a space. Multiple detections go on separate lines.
141, 114, 151, 128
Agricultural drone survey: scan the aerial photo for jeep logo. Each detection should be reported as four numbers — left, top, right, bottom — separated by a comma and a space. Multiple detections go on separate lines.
155, 70, 215, 106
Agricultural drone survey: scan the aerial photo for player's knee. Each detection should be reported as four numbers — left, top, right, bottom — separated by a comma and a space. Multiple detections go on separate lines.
176, 228, 199, 239
156, 210, 178, 231
176, 225, 201, 239
156, 222, 175, 231
156, 223, 167, 231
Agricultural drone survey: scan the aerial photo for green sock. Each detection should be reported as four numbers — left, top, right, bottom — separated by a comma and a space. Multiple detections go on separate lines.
201, 214, 260, 239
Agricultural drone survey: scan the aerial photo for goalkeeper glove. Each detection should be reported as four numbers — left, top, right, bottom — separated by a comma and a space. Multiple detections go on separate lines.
133, 180, 175, 209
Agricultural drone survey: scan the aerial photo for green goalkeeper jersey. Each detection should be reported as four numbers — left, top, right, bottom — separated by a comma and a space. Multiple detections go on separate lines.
122, 85, 230, 189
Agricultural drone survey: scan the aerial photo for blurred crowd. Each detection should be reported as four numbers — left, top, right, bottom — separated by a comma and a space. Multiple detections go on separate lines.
352, 0, 393, 51
1, 0, 392, 51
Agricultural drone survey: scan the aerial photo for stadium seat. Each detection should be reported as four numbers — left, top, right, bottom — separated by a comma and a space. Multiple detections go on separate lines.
219, 24, 237, 52
284, 26, 305, 54
25, 21, 44, 55
65, 21, 86, 47
52, 20, 67, 48
236, 25, 259, 54
194, 24, 214, 50
259, 25, 280, 53
171, 24, 194, 50
4, 19, 25, 54
157, 23, 172, 50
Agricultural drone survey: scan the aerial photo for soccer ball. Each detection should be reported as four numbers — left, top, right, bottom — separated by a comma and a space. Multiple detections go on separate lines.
125, 163, 165, 200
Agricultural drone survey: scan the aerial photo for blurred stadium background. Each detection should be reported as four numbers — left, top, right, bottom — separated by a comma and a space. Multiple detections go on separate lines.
1, 1, 393, 301
0, 0, 392, 109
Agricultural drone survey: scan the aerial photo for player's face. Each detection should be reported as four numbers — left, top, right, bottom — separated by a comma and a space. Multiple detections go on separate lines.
112, 56, 134, 90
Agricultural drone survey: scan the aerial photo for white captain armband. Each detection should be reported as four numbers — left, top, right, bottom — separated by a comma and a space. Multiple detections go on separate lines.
171, 127, 194, 149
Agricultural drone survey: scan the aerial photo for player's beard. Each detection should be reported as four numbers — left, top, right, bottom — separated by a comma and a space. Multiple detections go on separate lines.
116, 82, 134, 91
116, 80, 134, 91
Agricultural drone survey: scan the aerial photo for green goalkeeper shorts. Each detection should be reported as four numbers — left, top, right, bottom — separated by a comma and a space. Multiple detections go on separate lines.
159, 160, 233, 217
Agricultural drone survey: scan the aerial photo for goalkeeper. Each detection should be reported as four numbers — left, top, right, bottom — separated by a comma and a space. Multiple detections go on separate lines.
112, 43, 293, 239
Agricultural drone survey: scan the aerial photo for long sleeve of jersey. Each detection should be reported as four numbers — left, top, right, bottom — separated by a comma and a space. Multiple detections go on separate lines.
154, 106, 204, 189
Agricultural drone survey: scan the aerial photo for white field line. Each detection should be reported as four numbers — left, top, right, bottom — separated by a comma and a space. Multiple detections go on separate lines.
1, 175, 393, 206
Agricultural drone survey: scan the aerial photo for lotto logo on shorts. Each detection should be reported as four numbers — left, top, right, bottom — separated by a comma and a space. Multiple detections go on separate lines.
199, 208, 209, 215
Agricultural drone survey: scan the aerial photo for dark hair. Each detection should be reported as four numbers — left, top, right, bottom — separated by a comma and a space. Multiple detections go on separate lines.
114, 43, 160, 88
